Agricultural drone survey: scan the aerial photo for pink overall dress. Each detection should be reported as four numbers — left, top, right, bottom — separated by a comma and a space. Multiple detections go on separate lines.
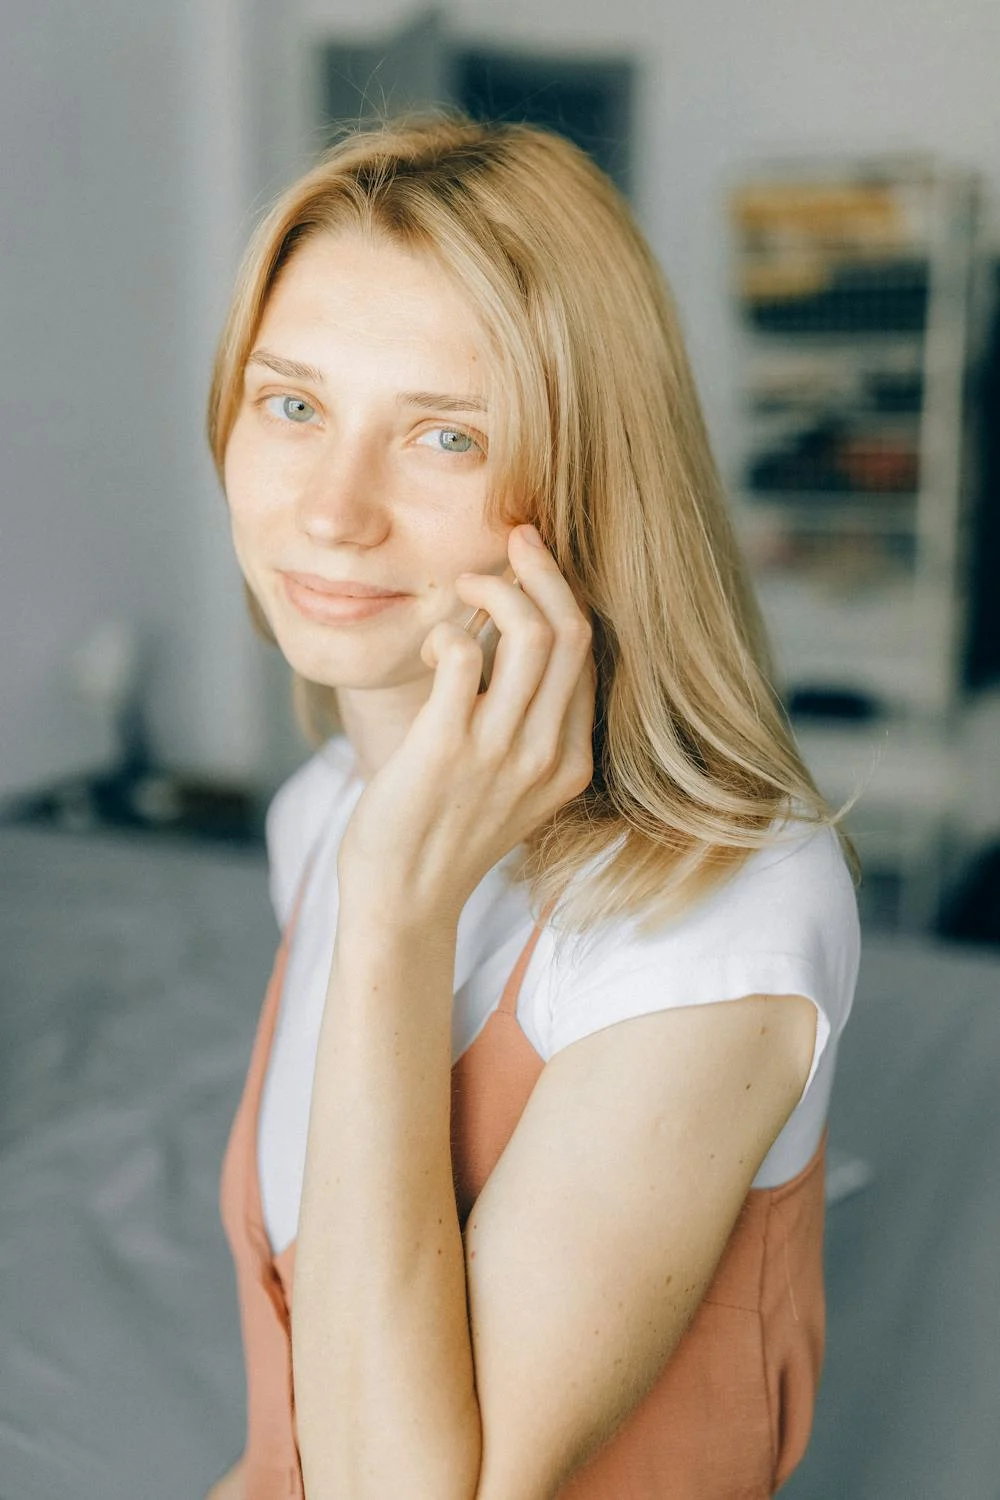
219, 860, 827, 1499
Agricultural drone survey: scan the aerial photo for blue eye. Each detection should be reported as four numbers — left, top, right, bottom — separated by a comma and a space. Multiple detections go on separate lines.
418, 427, 479, 454
264, 395, 316, 424
439, 429, 474, 453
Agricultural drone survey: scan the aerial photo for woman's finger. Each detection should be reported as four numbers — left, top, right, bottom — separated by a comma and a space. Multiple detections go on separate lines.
453, 579, 551, 747
458, 528, 591, 750
555, 653, 598, 797
418, 621, 487, 739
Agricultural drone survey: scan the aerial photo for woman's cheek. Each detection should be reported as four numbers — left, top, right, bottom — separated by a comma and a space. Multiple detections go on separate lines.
225, 419, 281, 510
226, 523, 257, 589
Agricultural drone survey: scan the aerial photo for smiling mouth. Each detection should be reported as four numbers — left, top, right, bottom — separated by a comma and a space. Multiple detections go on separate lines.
281, 573, 411, 623
281, 571, 407, 598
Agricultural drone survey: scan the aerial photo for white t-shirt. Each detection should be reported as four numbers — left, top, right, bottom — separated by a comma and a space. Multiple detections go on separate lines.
258, 734, 860, 1257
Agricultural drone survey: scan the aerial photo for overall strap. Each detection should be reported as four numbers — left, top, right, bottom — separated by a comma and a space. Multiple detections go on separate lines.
496, 896, 558, 1017
286, 840, 321, 940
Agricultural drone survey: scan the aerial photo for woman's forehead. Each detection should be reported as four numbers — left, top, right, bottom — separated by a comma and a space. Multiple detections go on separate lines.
258, 231, 487, 362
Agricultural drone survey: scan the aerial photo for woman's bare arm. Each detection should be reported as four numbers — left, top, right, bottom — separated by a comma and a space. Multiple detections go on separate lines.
204, 1454, 244, 1500
295, 885, 815, 1500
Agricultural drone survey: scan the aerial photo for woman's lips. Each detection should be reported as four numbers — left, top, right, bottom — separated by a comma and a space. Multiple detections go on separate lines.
281, 573, 410, 623
283, 571, 405, 597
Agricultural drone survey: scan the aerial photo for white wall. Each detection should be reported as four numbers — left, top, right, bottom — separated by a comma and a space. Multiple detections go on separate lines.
0, 0, 269, 800
4, 1, 998, 800
2, 0, 174, 794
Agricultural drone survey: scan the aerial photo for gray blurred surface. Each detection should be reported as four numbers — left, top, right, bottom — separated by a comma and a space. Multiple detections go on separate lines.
781, 930, 1000, 1500
0, 825, 998, 1499
0, 826, 275, 1500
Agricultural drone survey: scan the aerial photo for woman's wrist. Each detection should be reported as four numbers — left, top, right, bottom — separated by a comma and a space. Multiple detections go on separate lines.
334, 891, 462, 1001
338, 848, 466, 938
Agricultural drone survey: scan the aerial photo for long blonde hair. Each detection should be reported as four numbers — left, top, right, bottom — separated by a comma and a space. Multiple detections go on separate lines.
206, 111, 856, 945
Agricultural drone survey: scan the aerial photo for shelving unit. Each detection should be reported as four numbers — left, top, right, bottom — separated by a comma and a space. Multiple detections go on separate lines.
727, 156, 985, 929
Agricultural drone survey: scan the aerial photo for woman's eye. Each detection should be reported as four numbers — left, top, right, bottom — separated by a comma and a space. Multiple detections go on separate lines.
262, 395, 316, 425
416, 427, 481, 455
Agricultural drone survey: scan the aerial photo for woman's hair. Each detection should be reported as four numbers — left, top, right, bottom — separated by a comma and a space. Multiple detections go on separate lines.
206, 110, 857, 950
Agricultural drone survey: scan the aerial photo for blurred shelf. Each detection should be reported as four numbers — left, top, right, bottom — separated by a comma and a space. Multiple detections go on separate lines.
793, 720, 957, 808
729, 159, 984, 931
737, 328, 927, 352
738, 493, 919, 527
745, 412, 923, 431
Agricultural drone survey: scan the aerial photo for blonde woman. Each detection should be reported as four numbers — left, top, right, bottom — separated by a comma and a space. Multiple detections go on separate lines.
205, 114, 860, 1500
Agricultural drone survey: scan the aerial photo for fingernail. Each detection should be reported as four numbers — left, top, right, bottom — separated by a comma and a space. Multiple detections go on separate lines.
520, 524, 544, 547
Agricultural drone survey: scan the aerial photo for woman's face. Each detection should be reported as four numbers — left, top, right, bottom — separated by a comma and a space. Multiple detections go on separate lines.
224, 229, 512, 693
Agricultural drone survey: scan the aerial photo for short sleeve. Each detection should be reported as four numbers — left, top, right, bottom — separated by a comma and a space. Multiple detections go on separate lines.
264, 737, 355, 930
541, 824, 860, 1106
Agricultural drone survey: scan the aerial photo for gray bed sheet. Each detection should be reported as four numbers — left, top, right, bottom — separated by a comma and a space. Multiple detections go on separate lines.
1, 824, 998, 1500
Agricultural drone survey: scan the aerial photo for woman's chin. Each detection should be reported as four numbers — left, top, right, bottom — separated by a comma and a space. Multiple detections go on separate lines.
273, 626, 423, 691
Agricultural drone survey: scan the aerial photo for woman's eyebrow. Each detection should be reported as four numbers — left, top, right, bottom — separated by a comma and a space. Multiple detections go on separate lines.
246, 348, 325, 383
246, 348, 487, 414
398, 391, 489, 414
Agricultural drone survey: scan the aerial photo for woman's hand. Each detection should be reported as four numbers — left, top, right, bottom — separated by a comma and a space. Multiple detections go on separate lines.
338, 524, 597, 926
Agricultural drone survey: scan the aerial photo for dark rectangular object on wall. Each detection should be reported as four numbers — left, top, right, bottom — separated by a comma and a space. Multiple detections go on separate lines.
453, 50, 633, 199
316, 15, 634, 202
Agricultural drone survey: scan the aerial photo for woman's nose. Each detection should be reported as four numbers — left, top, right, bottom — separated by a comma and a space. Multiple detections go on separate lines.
295, 434, 387, 545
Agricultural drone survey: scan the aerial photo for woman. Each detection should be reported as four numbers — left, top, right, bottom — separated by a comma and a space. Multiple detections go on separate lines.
204, 113, 860, 1500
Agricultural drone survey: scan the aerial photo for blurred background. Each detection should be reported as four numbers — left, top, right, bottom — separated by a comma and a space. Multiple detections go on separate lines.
4, 0, 1000, 940
2, 4, 999, 1498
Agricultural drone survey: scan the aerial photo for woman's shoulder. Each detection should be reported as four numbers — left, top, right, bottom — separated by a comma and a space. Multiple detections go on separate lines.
264, 735, 358, 927
265, 733, 355, 828
707, 818, 859, 937
536, 819, 860, 1066
563, 818, 857, 959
